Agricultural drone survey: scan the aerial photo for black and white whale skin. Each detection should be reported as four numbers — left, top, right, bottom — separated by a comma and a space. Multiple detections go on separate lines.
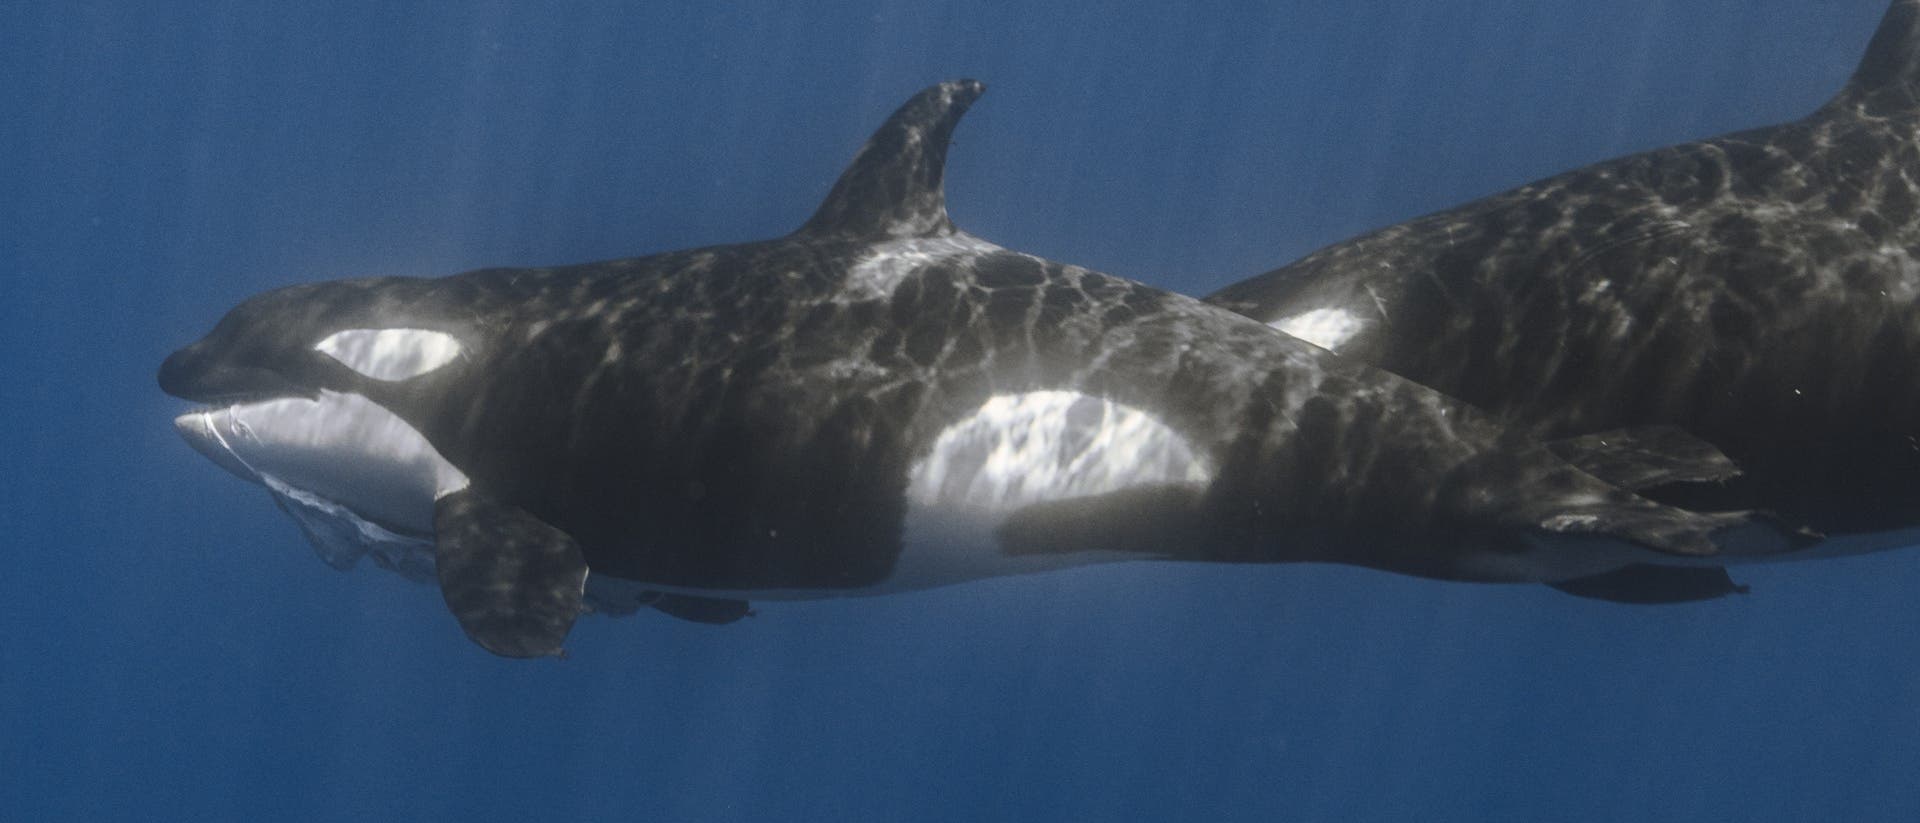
159, 81, 1791, 657
1209, 1, 1920, 540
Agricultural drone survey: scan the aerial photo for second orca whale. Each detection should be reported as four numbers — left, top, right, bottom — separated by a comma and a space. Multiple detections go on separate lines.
1209, 1, 1920, 542
158, 82, 1793, 657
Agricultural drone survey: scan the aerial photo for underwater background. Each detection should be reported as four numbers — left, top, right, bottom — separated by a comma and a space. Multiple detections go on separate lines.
5, 1, 1917, 820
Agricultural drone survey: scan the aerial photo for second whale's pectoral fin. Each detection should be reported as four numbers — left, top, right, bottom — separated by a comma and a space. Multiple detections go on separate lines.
1550, 564, 1749, 604
648, 593, 754, 625
1545, 425, 1740, 491
433, 490, 587, 658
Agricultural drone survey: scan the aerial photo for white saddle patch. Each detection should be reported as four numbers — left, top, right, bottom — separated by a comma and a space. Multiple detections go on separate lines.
1272, 307, 1364, 352
315, 328, 464, 381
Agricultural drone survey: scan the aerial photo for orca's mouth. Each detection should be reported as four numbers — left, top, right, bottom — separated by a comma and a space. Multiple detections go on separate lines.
165, 384, 316, 411
171, 394, 300, 420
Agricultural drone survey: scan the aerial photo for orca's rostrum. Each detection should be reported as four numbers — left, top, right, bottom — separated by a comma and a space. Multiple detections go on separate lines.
160, 81, 1796, 657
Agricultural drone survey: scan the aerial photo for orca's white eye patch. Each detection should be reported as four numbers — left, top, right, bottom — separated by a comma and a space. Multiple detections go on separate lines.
314, 328, 464, 381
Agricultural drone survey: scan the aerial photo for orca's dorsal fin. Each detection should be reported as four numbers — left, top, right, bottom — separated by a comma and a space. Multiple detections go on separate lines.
794, 79, 985, 241
1826, 0, 1920, 117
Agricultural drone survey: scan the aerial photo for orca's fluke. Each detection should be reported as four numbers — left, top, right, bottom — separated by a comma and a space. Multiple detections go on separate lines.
1828, 0, 1920, 116
795, 79, 985, 240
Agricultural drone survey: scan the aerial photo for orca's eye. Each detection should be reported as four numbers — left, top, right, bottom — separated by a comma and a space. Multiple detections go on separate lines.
314, 328, 464, 381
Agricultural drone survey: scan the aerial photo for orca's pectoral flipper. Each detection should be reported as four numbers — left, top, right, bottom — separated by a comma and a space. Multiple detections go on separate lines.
649, 593, 754, 625
1546, 425, 1740, 492
794, 79, 986, 241
1550, 564, 1749, 604
433, 490, 588, 658
1826, 0, 1920, 117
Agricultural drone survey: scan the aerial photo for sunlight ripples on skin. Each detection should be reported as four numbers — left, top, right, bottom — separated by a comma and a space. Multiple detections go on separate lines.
1271, 307, 1364, 352
907, 389, 1214, 511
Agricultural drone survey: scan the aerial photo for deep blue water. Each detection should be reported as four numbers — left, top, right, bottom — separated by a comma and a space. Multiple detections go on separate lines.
5, 1, 1917, 820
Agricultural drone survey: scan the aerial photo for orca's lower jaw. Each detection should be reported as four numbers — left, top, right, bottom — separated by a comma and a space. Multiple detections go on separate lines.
172, 406, 273, 485
166, 390, 470, 537
169, 389, 472, 590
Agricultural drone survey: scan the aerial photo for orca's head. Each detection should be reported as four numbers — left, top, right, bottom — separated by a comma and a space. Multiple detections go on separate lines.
158, 277, 486, 405
159, 277, 482, 560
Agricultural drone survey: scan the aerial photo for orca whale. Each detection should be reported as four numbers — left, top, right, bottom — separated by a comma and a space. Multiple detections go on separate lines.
160, 81, 1795, 657
1208, 1, 1920, 542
